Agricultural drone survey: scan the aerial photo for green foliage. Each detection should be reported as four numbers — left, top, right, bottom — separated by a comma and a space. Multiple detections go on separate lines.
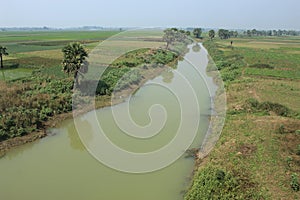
101, 67, 131, 94
218, 29, 231, 40
112, 48, 177, 68
221, 68, 242, 82
0, 77, 73, 141
290, 173, 300, 192
62, 42, 88, 75
184, 166, 241, 200
246, 98, 299, 118
151, 49, 177, 65
208, 30, 215, 40
0, 31, 120, 142
193, 28, 202, 38
204, 41, 244, 83
100, 48, 178, 95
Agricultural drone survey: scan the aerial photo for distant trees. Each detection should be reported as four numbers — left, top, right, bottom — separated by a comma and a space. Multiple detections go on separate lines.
208, 30, 215, 40
62, 42, 88, 87
193, 28, 202, 38
0, 46, 9, 69
242, 29, 300, 37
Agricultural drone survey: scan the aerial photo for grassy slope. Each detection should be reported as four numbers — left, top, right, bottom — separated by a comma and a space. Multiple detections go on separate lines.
186, 37, 300, 199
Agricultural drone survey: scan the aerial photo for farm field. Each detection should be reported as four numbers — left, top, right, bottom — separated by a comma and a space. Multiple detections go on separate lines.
0, 31, 118, 80
186, 36, 300, 199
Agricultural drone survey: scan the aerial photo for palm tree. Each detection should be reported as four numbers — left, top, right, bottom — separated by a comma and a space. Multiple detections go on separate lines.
208, 30, 215, 40
62, 42, 88, 87
0, 46, 9, 69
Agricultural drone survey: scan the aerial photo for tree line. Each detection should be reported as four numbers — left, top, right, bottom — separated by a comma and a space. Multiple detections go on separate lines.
242, 29, 300, 37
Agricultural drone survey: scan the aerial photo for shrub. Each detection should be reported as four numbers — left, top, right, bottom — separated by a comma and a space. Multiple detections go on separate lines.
246, 98, 299, 118
290, 173, 300, 192
185, 166, 240, 200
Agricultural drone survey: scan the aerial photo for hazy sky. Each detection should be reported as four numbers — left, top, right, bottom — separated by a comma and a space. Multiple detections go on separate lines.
2, 0, 300, 30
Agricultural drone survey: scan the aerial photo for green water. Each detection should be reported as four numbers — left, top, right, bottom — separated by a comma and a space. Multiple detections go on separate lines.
0, 44, 216, 200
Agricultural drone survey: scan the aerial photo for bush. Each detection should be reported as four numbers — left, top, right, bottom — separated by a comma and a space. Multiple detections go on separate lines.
221, 68, 242, 82
185, 166, 240, 200
290, 173, 300, 192
246, 98, 299, 118
0, 76, 73, 141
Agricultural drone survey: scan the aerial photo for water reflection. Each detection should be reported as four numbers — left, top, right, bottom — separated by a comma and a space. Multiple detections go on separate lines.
161, 69, 174, 83
67, 117, 94, 151
192, 44, 201, 52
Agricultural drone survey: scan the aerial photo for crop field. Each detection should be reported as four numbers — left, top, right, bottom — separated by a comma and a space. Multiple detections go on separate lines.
0, 31, 119, 81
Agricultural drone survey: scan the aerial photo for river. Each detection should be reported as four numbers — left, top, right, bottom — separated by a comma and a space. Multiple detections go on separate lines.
0, 43, 219, 200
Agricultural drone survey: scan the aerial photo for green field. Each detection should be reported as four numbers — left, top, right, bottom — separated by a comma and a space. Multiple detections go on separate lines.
186, 36, 300, 199
0, 31, 119, 81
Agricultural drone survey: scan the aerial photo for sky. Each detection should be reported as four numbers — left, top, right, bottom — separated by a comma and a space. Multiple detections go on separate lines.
2, 0, 300, 30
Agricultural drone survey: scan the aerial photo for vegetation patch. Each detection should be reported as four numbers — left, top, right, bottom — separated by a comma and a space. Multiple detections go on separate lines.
248, 63, 274, 69
245, 98, 299, 118
184, 165, 262, 200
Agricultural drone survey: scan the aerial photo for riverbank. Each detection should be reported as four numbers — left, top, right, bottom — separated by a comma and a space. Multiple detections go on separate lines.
0, 52, 178, 155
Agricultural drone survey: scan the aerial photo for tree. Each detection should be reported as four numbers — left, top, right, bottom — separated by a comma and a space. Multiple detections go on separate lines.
251, 29, 257, 36
193, 28, 202, 38
62, 42, 88, 87
163, 29, 177, 49
163, 28, 190, 50
218, 29, 230, 39
208, 30, 215, 40
0, 46, 9, 69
